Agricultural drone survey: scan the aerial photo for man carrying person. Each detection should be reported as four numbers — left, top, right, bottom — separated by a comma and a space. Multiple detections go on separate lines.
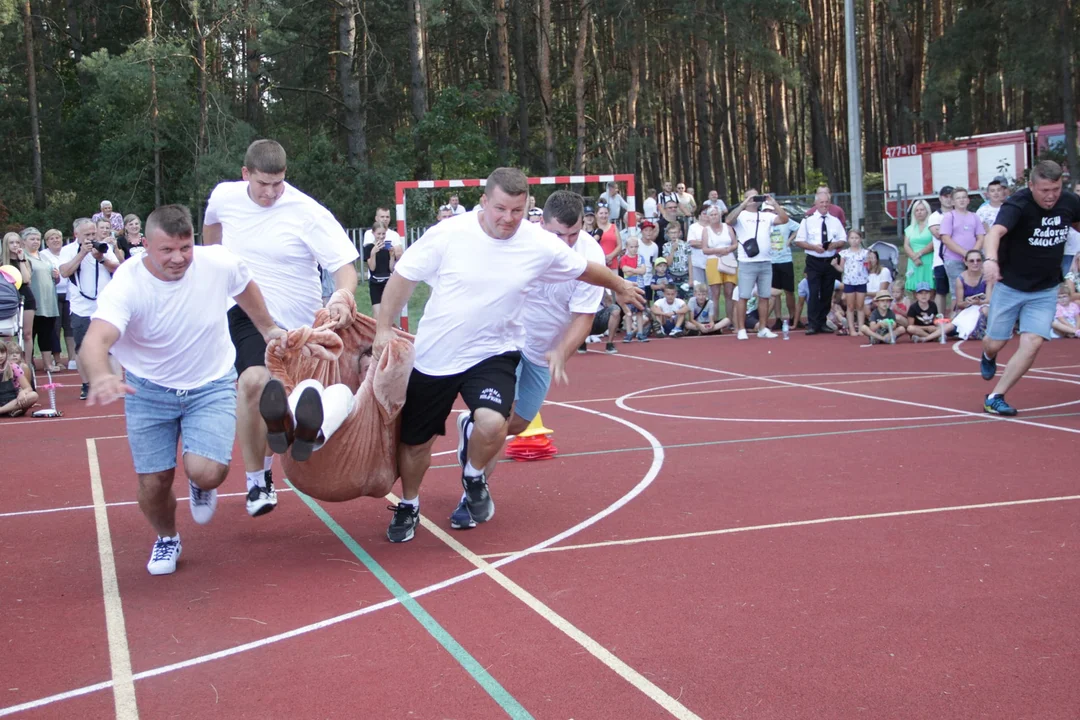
372, 168, 644, 543
979, 161, 1080, 415
59, 217, 120, 400
81, 205, 283, 575
202, 139, 359, 518
794, 191, 847, 335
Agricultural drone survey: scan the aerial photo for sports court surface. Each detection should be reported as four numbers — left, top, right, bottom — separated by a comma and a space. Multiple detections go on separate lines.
3, 334, 1078, 719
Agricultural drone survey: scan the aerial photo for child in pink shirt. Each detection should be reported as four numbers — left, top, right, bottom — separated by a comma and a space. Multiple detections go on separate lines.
1052, 284, 1080, 339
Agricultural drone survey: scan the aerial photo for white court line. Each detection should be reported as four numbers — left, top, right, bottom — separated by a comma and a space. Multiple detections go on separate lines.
86, 439, 139, 719
6, 413, 125, 426
478, 494, 1080, 559
609, 353, 1080, 436
0, 401, 665, 717
0, 489, 296, 519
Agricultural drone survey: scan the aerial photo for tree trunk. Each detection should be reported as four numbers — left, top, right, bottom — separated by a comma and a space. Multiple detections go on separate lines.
766, 22, 790, 194
571, 0, 588, 174
65, 0, 81, 64
691, 31, 714, 197
336, 0, 368, 169
512, 0, 530, 169
493, 0, 511, 165
192, 1, 208, 156
407, 0, 428, 176
537, 0, 555, 173
743, 76, 762, 191
627, 38, 641, 187
673, 48, 692, 186
1061, 0, 1079, 183
142, 0, 162, 207
244, 0, 260, 128
22, 0, 45, 209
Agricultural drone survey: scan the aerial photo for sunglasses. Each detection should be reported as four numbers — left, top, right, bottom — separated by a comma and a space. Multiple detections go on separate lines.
967, 258, 982, 263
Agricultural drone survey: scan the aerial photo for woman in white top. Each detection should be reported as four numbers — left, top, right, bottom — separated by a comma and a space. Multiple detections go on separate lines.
863, 250, 893, 308
702, 206, 738, 324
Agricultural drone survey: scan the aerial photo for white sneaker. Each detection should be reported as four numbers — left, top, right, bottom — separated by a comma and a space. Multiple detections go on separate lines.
246, 471, 278, 517
757, 328, 778, 339
67, 360, 77, 370
188, 481, 217, 525
147, 535, 182, 575
736, 329, 749, 340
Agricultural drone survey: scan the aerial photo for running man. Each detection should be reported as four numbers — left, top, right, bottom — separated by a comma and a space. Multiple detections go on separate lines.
373, 168, 644, 543
203, 139, 359, 517
449, 190, 605, 527
980, 161, 1080, 415
81, 205, 283, 575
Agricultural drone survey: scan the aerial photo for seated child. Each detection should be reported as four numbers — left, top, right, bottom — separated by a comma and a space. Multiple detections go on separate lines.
890, 282, 910, 326
651, 285, 688, 337
1052, 283, 1080, 338
826, 287, 848, 334
860, 291, 907, 344
732, 286, 760, 333
686, 282, 729, 335
618, 237, 651, 342
0, 341, 38, 417
906, 282, 953, 342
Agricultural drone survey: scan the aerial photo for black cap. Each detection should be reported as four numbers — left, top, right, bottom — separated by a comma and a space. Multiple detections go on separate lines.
939, 186, 954, 196
583, 206, 595, 216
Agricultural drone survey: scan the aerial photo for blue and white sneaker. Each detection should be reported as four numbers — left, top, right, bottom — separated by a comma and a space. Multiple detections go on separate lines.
449, 498, 476, 530
980, 352, 997, 381
147, 535, 182, 575
455, 410, 471, 468
188, 481, 217, 525
462, 473, 494, 524
984, 394, 1017, 416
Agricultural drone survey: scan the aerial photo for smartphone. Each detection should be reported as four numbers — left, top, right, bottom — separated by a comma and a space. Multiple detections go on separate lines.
752, 195, 766, 203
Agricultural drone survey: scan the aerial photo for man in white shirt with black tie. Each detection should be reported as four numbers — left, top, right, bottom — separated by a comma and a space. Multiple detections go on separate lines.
794, 191, 847, 334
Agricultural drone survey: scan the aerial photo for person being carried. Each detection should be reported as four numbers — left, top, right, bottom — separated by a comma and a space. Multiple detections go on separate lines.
860, 291, 907, 344
372, 168, 643, 543
203, 139, 359, 518
651, 285, 687, 337
906, 282, 952, 342
979, 161, 1080, 415
80, 205, 283, 576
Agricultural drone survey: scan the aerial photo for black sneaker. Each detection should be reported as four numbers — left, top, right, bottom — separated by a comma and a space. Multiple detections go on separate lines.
449, 498, 476, 530
80, 383, 89, 400
387, 502, 420, 543
246, 470, 278, 517
980, 352, 997, 381
462, 473, 494, 523
576, 343, 588, 354
605, 342, 618, 354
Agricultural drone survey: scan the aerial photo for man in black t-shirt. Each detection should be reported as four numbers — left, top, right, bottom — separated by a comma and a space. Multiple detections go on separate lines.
979, 161, 1080, 416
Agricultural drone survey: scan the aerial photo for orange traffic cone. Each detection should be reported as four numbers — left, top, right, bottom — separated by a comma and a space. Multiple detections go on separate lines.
505, 413, 558, 461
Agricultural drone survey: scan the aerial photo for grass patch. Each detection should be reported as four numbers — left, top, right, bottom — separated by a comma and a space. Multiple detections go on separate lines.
354, 282, 431, 330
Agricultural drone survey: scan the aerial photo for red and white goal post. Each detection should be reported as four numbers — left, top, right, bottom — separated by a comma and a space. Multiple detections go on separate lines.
393, 174, 637, 331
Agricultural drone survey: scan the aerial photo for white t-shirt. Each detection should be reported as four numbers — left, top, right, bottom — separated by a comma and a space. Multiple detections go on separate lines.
643, 197, 658, 219
866, 267, 893, 296
687, 222, 707, 269
638, 239, 660, 268
796, 211, 846, 258
520, 231, 605, 367
976, 203, 1001, 231
732, 211, 775, 263
92, 246, 252, 389
42, 247, 68, 295
653, 296, 686, 316
1065, 228, 1080, 256
363, 228, 403, 249
204, 181, 359, 329
706, 224, 737, 271
395, 212, 589, 375
58, 242, 119, 317
927, 210, 945, 268
450, 204, 467, 216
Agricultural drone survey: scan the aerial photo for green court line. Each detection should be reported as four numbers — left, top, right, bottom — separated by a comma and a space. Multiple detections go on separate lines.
286, 480, 534, 720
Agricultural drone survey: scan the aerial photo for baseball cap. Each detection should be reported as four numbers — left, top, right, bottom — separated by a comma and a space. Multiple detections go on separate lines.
583, 206, 595, 216
640, 219, 657, 229
914, 282, 932, 293
528, 207, 543, 217
653, 257, 668, 267
874, 290, 893, 302
938, 185, 954, 196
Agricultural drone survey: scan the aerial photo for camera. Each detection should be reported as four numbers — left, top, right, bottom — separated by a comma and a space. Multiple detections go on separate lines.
94, 241, 110, 254
752, 195, 767, 203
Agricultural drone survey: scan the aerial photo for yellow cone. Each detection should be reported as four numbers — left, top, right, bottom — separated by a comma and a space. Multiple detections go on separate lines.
516, 412, 553, 437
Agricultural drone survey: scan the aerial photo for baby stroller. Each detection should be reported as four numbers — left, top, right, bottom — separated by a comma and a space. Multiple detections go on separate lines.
0, 269, 22, 347
868, 241, 900, 275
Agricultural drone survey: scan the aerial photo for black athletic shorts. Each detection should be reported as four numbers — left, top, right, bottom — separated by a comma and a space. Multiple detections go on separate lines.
590, 305, 615, 335
399, 351, 520, 446
228, 305, 267, 376
933, 265, 949, 295
369, 278, 388, 305
771, 261, 795, 292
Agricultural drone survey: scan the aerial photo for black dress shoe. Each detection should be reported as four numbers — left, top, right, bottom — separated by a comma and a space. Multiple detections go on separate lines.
290, 387, 324, 462
805, 327, 818, 336
259, 379, 294, 454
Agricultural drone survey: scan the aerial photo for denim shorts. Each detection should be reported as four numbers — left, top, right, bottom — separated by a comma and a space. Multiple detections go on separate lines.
985, 282, 1057, 341
513, 356, 551, 424
738, 261, 773, 300
124, 369, 238, 474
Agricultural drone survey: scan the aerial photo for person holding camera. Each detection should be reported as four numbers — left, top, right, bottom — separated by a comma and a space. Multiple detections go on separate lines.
364, 222, 399, 322
726, 189, 789, 339
58, 217, 119, 399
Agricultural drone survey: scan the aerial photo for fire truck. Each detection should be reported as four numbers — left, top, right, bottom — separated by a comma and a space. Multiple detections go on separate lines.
882, 123, 1077, 217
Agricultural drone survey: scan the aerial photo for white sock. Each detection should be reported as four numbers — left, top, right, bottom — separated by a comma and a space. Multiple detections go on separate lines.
463, 460, 483, 479
246, 470, 265, 491
399, 496, 419, 509
465, 418, 473, 439
264, 456, 273, 471
988, 393, 1001, 399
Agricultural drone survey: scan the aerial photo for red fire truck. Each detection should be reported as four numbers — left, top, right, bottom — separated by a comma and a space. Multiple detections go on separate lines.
883, 123, 1077, 217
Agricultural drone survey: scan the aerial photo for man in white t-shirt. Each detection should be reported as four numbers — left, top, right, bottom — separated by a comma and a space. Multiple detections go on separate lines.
372, 168, 644, 543
598, 182, 630, 228
642, 188, 658, 219
453, 191, 608, 526
686, 207, 709, 286
80, 205, 282, 576
448, 194, 467, 215
59, 217, 120, 400
927, 186, 954, 310
701, 190, 728, 215
202, 139, 359, 518
977, 178, 1006, 231
795, 191, 848, 334
363, 207, 404, 252
726, 189, 789, 339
